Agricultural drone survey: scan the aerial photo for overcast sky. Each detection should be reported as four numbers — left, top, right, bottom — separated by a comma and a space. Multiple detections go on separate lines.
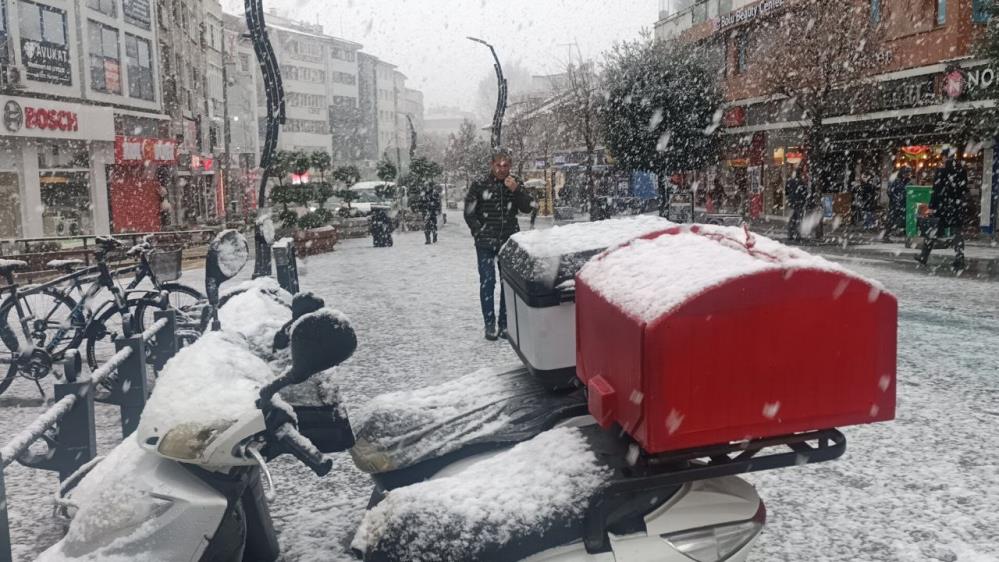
222, 0, 655, 113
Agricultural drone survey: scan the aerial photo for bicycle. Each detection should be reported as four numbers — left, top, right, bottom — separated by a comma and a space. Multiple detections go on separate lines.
0, 236, 204, 396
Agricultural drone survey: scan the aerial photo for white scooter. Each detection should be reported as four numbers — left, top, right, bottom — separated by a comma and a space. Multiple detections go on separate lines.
39, 231, 846, 562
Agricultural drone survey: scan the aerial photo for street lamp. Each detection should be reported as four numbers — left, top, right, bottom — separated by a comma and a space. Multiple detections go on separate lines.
467, 36, 507, 149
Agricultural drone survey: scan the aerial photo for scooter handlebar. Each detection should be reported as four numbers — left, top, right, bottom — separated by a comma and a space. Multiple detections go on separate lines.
274, 423, 333, 477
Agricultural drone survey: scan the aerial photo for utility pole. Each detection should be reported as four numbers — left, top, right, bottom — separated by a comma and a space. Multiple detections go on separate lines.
221, 27, 233, 220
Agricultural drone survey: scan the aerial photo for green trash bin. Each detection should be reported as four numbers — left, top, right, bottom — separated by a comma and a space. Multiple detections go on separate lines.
905, 185, 932, 241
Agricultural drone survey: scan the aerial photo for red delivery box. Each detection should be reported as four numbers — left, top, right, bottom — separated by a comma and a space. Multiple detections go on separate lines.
575, 225, 896, 454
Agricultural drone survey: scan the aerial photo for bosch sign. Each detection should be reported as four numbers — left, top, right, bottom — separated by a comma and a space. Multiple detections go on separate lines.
0, 95, 114, 141
25, 106, 79, 132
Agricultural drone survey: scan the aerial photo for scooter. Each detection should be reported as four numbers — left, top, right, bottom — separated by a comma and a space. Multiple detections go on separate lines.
39, 231, 846, 562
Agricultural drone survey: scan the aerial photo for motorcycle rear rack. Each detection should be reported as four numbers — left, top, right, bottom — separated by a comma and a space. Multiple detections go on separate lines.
583, 428, 846, 553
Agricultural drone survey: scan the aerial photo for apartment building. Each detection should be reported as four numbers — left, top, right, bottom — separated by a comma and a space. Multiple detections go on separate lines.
0, 0, 168, 239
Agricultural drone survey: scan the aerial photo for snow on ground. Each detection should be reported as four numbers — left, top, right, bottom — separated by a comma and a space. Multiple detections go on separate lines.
2, 219, 998, 561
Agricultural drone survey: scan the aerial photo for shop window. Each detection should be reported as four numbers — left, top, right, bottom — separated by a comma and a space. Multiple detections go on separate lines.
88, 20, 121, 94
936, 0, 946, 25
0, 173, 21, 239
717, 0, 732, 16
38, 143, 93, 237
87, 0, 116, 18
125, 33, 155, 101
973, 0, 989, 23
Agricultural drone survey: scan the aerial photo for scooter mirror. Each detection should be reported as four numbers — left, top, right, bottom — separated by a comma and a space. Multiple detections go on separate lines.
288, 309, 357, 383
205, 230, 249, 308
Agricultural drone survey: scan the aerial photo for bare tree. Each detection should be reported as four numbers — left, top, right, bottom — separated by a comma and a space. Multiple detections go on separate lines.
548, 63, 602, 217
753, 0, 886, 193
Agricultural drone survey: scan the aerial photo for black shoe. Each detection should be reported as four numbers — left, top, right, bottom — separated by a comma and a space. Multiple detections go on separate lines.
484, 326, 499, 341
498, 327, 509, 340
914, 255, 928, 266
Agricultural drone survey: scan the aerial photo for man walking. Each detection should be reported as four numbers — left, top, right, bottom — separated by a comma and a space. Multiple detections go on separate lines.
785, 169, 808, 242
883, 166, 910, 242
464, 149, 535, 340
917, 149, 968, 270
423, 184, 441, 244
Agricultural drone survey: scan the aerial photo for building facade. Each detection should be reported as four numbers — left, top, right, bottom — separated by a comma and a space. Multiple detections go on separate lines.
0, 0, 170, 240
656, 0, 999, 234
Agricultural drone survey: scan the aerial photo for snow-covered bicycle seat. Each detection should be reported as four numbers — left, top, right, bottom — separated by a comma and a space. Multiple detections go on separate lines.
46, 259, 85, 272
350, 364, 588, 489
0, 259, 27, 274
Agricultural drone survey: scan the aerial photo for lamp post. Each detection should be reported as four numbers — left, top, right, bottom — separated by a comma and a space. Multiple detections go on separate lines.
467, 36, 506, 149
245, 0, 285, 278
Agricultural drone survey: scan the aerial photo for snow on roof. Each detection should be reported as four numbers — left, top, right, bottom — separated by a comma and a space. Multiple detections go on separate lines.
509, 215, 673, 258
138, 330, 273, 435
350, 181, 395, 191
578, 224, 883, 324
352, 426, 610, 561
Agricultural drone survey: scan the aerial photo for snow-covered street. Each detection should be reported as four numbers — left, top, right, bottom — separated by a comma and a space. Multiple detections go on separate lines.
2, 221, 998, 561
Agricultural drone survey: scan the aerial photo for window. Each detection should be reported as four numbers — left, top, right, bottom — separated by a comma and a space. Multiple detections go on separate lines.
973, 0, 989, 23
870, 0, 881, 24
19, 1, 70, 85
936, 0, 946, 25
736, 33, 749, 74
717, 0, 732, 15
239, 53, 250, 72
125, 33, 154, 100
691, 0, 707, 24
332, 71, 356, 85
0, 1, 8, 64
87, 0, 116, 17
88, 20, 121, 93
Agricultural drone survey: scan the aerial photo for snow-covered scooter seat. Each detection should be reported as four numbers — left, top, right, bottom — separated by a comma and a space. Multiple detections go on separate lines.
350, 365, 587, 490
353, 423, 636, 562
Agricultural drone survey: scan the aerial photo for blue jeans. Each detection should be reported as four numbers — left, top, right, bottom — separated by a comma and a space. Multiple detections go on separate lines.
475, 245, 506, 329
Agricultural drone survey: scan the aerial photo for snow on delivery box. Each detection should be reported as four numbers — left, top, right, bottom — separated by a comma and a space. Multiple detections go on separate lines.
499, 216, 673, 389
575, 224, 897, 454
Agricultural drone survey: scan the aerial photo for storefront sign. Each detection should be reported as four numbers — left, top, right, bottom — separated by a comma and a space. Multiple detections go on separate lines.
123, 0, 152, 29
115, 136, 177, 163
716, 0, 784, 31
722, 106, 746, 127
20, 38, 71, 86
0, 96, 113, 140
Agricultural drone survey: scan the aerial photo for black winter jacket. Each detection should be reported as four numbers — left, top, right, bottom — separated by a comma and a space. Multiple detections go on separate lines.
930, 162, 969, 228
464, 174, 535, 250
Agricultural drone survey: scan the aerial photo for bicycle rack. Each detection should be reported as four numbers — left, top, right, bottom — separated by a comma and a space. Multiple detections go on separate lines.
0, 309, 179, 562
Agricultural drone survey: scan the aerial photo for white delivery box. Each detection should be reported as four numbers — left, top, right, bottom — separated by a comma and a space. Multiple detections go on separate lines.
499, 216, 673, 389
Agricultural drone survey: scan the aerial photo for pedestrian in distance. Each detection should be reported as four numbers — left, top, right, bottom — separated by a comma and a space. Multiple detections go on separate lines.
423, 184, 442, 244
464, 148, 535, 341
916, 149, 969, 271
785, 169, 808, 243
883, 166, 910, 242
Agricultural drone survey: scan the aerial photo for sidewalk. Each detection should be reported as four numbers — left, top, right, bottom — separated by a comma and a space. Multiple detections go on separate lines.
749, 214, 999, 280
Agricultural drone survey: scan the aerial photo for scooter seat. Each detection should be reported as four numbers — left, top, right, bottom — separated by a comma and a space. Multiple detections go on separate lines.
350, 364, 588, 490
354, 423, 626, 562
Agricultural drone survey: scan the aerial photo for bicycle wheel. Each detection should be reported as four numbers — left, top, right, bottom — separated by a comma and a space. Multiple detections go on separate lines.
135, 283, 206, 335
84, 302, 144, 375
0, 359, 17, 396
0, 287, 82, 356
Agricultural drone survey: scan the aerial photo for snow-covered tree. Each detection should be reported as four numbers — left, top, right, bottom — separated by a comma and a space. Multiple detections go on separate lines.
601, 39, 722, 182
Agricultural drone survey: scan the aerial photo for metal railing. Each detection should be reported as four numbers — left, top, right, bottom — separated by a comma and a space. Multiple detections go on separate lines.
0, 309, 179, 562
